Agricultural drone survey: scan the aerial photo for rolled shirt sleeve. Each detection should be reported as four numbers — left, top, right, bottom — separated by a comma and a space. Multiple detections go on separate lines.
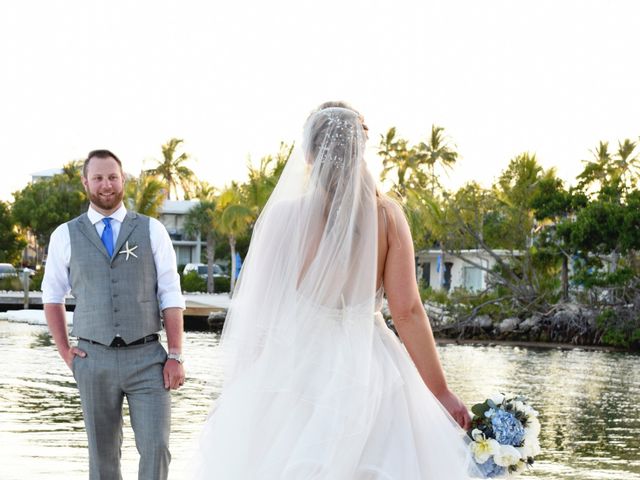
149, 217, 186, 311
42, 224, 72, 304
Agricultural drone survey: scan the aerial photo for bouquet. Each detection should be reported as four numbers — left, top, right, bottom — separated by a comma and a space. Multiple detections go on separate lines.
468, 393, 541, 477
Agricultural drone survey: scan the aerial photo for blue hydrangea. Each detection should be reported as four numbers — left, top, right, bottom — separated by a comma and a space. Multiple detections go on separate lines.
490, 409, 525, 446
476, 457, 506, 478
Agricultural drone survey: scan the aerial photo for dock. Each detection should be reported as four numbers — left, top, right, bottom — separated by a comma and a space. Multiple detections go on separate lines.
0, 291, 229, 329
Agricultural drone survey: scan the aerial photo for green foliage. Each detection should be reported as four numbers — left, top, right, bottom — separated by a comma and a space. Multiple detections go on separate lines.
418, 282, 450, 306
146, 138, 195, 200
569, 199, 625, 253
492, 153, 542, 250
243, 142, 292, 216
28, 268, 44, 291
125, 173, 165, 217
0, 276, 22, 291
0, 201, 26, 264
11, 163, 86, 246
450, 287, 517, 321
378, 125, 458, 198
596, 308, 640, 349
180, 270, 230, 293
180, 271, 206, 292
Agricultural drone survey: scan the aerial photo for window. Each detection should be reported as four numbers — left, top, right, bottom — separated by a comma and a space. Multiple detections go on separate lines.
463, 266, 483, 291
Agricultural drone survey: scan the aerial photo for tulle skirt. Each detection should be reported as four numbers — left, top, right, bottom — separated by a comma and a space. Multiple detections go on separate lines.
192, 312, 481, 479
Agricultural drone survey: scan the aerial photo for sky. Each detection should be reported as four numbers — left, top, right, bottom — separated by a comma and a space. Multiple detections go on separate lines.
1, 0, 639, 202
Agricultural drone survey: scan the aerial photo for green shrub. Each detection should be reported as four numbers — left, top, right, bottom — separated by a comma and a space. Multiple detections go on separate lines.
180, 271, 230, 293
0, 276, 22, 291
181, 271, 206, 292
597, 308, 640, 349
419, 282, 450, 306
29, 269, 44, 291
214, 276, 230, 293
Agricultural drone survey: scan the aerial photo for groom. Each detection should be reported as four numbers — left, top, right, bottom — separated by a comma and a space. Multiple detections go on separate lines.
43, 149, 186, 479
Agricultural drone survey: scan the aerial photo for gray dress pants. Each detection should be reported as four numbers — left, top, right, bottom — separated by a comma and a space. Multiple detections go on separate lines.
72, 338, 171, 480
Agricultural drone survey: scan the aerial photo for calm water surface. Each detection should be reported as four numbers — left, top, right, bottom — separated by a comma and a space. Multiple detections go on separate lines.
1, 319, 639, 479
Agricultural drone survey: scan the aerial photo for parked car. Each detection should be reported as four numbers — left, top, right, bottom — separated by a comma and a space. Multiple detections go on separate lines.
0, 263, 18, 279
182, 263, 229, 279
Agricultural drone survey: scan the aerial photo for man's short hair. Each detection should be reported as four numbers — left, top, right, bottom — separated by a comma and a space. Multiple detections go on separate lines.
83, 149, 123, 178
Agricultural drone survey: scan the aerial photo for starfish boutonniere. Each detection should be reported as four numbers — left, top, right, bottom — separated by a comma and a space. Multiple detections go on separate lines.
118, 241, 138, 261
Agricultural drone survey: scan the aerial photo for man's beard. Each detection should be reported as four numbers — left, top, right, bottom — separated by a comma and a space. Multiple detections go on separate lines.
87, 188, 124, 211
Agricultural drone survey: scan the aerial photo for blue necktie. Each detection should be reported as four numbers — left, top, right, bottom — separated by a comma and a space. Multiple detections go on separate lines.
101, 217, 114, 256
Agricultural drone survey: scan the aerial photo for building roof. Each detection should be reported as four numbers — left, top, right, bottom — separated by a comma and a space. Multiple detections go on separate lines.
160, 199, 200, 214
30, 168, 63, 179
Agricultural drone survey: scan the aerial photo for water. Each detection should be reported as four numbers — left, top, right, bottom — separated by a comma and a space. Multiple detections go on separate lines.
1, 319, 639, 480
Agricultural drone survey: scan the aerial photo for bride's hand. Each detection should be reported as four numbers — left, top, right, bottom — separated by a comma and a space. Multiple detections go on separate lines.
435, 389, 471, 430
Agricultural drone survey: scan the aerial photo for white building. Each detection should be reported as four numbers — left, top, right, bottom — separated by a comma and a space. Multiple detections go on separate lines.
157, 199, 202, 266
415, 249, 522, 292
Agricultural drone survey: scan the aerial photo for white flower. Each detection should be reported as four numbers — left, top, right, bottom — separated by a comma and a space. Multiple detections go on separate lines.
517, 436, 541, 459
517, 444, 532, 459
489, 393, 505, 405
494, 444, 522, 467
528, 438, 542, 456
512, 400, 526, 412
525, 417, 541, 438
470, 430, 500, 464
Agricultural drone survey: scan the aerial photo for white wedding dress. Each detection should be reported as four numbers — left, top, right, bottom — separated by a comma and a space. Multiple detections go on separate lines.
193, 106, 481, 479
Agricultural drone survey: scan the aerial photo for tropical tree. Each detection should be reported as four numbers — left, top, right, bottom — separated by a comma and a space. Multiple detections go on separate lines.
571, 139, 640, 275
415, 125, 459, 196
379, 125, 458, 198
218, 184, 253, 293
192, 180, 218, 202
124, 172, 165, 217
183, 199, 219, 293
577, 139, 639, 201
244, 142, 292, 217
378, 128, 422, 196
146, 138, 195, 200
529, 174, 575, 300
0, 201, 26, 265
12, 162, 87, 251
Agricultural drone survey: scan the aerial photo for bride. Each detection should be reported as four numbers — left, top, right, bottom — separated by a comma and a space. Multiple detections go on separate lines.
193, 102, 484, 479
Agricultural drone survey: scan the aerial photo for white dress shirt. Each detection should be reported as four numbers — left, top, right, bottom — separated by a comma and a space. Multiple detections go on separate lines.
42, 204, 186, 311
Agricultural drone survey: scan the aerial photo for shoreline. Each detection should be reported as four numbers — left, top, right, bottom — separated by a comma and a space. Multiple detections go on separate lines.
434, 337, 633, 353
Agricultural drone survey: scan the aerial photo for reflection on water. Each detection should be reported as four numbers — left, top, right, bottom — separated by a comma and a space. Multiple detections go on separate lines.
1, 320, 639, 480
439, 345, 640, 480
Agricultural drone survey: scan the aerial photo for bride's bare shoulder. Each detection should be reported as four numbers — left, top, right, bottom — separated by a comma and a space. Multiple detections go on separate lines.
377, 195, 406, 228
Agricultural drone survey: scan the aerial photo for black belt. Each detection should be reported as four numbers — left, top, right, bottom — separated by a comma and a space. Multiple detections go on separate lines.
79, 333, 159, 348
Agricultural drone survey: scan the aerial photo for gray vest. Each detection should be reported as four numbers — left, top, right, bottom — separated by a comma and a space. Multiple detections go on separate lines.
68, 211, 162, 345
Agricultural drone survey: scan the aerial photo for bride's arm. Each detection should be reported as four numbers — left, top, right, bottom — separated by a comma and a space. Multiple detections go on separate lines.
382, 201, 471, 429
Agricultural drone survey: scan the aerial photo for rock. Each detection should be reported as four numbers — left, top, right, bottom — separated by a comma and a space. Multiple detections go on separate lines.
498, 317, 520, 333
207, 310, 227, 328
519, 314, 542, 333
473, 315, 493, 329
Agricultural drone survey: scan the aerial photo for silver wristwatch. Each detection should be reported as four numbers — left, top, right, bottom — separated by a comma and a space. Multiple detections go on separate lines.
167, 352, 184, 364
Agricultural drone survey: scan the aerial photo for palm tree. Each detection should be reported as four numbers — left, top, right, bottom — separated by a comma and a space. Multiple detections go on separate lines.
244, 142, 292, 216
218, 184, 253, 294
183, 199, 219, 293
192, 180, 218, 202
378, 126, 458, 198
378, 127, 424, 197
124, 172, 165, 217
147, 138, 195, 200
416, 125, 459, 196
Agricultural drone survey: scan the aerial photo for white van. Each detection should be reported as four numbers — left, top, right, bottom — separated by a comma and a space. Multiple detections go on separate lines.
0, 263, 17, 279
182, 263, 228, 279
